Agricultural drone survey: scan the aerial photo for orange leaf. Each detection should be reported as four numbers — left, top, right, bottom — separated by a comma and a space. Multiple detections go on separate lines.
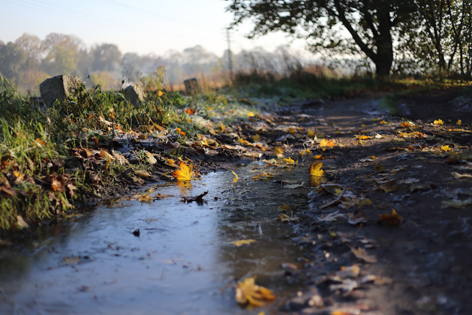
172, 161, 194, 181
185, 108, 196, 115
378, 209, 402, 226
319, 139, 336, 150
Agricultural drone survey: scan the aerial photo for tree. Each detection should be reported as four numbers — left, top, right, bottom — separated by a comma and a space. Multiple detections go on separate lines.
41, 33, 83, 76
226, 0, 415, 77
0, 42, 26, 83
91, 43, 121, 72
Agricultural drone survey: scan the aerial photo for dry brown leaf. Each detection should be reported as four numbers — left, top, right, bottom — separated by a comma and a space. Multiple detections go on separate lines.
378, 209, 403, 226
351, 247, 377, 263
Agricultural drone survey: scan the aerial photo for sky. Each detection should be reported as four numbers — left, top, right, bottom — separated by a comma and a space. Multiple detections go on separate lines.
0, 0, 310, 57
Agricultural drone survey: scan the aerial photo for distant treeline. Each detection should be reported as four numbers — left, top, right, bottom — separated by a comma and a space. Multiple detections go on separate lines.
0, 33, 323, 94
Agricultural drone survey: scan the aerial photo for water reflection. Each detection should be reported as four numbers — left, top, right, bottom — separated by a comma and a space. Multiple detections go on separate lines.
0, 162, 310, 314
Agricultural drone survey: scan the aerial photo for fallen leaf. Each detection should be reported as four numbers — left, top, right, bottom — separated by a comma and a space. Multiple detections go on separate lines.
336, 265, 360, 278
441, 145, 451, 152
278, 204, 291, 212
441, 198, 472, 208
379, 180, 401, 193
457, 119, 462, 125
451, 172, 472, 179
351, 247, 377, 263
181, 191, 208, 204
17, 215, 29, 228
283, 157, 297, 165
235, 276, 275, 307
310, 162, 324, 177
135, 170, 151, 178
274, 146, 284, 158
231, 170, 239, 183
172, 161, 194, 181
433, 119, 444, 125
319, 139, 336, 150
231, 239, 255, 247
185, 108, 196, 115
378, 209, 402, 226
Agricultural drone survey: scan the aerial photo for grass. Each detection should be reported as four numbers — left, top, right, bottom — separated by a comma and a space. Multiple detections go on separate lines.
1, 67, 471, 236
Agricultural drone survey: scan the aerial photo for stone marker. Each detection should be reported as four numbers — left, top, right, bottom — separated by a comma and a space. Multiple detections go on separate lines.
39, 75, 84, 107
123, 84, 145, 106
184, 78, 200, 95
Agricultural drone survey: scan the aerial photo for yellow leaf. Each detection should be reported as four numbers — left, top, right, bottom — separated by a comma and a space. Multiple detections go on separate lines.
247, 111, 255, 117
158, 90, 163, 97
298, 149, 312, 157
252, 134, 261, 142
319, 139, 336, 149
232, 170, 238, 183
99, 149, 114, 161
310, 162, 324, 177
235, 276, 275, 307
380, 120, 387, 124
283, 157, 296, 165
441, 145, 451, 152
355, 135, 370, 140
456, 119, 462, 125
274, 146, 284, 158
433, 119, 444, 125
231, 239, 255, 247
307, 130, 316, 138
172, 161, 194, 181
139, 188, 155, 203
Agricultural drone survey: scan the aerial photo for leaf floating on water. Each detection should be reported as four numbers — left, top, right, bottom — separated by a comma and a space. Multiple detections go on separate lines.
235, 276, 275, 307
172, 161, 194, 181
231, 239, 256, 247
378, 209, 402, 226
181, 191, 208, 204
351, 247, 377, 263
310, 162, 324, 177
231, 170, 239, 183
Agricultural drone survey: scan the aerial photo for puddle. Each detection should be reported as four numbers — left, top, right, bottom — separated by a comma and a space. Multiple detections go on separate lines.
0, 162, 311, 314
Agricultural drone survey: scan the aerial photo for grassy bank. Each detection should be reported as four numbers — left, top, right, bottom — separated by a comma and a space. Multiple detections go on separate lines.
1, 71, 470, 236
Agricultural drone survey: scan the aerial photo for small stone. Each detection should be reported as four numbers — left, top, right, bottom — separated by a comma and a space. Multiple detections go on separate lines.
39, 75, 84, 107
123, 84, 145, 106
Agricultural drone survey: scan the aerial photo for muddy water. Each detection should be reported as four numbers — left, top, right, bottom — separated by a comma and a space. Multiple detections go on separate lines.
0, 162, 311, 314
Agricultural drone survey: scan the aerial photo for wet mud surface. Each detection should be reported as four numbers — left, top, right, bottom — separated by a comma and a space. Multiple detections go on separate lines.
2, 90, 472, 314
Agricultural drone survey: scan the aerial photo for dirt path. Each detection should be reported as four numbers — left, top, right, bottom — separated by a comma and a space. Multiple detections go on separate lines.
1, 90, 471, 314
261, 92, 472, 314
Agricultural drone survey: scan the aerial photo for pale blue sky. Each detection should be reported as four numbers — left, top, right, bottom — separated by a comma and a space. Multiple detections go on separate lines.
0, 0, 307, 56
